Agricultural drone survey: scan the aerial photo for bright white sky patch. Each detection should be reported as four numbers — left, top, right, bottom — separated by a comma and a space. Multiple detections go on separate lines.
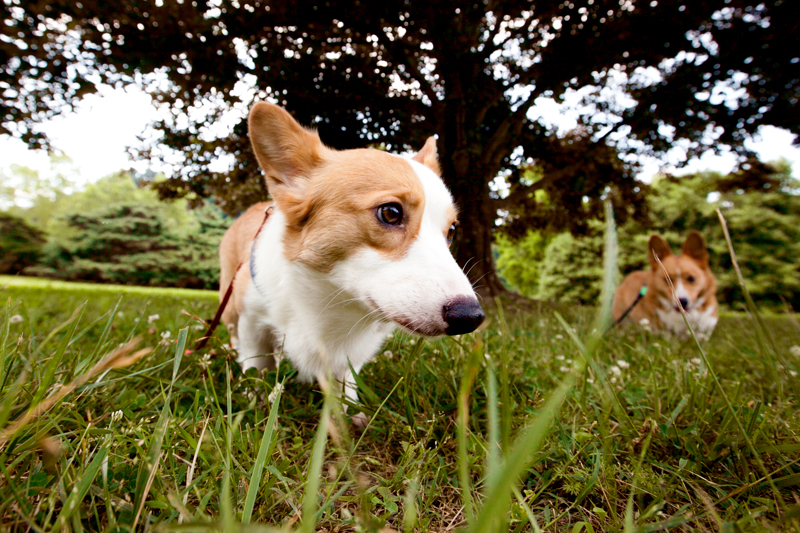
0, 85, 160, 183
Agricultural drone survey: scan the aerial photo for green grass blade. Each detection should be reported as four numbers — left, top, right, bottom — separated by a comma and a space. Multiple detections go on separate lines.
299, 387, 332, 533
457, 344, 482, 525
471, 365, 581, 533
0, 371, 27, 430
51, 445, 108, 533
31, 303, 84, 406
242, 381, 284, 523
484, 364, 500, 495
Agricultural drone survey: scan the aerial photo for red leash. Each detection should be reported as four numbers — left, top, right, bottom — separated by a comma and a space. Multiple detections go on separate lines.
194, 205, 273, 351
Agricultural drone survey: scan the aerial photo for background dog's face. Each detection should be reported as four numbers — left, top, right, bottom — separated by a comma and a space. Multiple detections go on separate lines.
648, 232, 714, 312
249, 103, 484, 336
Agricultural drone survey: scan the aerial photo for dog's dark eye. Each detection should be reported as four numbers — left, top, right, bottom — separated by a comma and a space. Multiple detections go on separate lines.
687, 275, 695, 283
376, 203, 403, 226
447, 223, 457, 244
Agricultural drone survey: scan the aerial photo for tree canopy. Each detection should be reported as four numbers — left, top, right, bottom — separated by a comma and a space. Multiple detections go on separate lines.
3, 0, 798, 294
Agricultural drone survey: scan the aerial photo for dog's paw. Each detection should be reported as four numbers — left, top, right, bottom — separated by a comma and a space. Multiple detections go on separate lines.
350, 412, 369, 431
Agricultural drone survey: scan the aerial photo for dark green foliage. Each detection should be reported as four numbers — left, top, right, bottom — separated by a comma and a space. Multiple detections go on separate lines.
499, 162, 800, 308
0, 212, 46, 274
493, 230, 551, 298
536, 225, 606, 305
30, 203, 229, 290
4, 0, 798, 294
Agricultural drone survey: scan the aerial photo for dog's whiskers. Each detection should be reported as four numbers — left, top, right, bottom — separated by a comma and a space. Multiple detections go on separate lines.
464, 257, 483, 278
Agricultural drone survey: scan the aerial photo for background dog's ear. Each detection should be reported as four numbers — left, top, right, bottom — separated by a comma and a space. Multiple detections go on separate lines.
248, 102, 327, 197
412, 137, 441, 175
648, 234, 672, 270
682, 231, 709, 268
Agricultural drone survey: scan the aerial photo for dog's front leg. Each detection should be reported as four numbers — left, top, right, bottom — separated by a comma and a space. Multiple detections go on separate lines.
236, 311, 278, 373
342, 370, 369, 430
317, 369, 368, 429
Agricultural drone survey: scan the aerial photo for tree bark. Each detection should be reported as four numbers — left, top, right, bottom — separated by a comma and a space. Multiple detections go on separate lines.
442, 150, 507, 299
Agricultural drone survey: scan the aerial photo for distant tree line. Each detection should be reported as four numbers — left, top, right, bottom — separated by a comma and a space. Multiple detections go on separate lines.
0, 170, 232, 290
496, 161, 800, 310
3, 159, 798, 307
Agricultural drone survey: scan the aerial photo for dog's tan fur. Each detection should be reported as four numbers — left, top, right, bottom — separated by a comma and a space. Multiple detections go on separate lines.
218, 201, 274, 349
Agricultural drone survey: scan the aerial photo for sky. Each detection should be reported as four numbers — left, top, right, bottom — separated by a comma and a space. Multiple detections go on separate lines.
1, 83, 799, 206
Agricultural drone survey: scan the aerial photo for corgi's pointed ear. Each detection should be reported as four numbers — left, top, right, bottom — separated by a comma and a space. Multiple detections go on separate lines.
682, 231, 709, 267
248, 102, 327, 200
412, 136, 440, 175
648, 234, 672, 270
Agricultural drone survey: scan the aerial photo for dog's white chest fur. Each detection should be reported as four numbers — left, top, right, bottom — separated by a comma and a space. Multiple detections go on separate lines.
243, 209, 396, 380
656, 296, 718, 341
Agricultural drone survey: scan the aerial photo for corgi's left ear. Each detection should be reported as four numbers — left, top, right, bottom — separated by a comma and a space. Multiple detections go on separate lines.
682, 231, 709, 267
412, 137, 441, 175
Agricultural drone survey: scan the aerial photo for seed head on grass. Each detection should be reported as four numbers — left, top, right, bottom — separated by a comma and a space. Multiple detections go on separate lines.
0, 337, 151, 446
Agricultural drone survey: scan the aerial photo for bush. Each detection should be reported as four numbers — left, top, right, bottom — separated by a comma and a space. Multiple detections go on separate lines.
29, 203, 229, 290
0, 212, 46, 274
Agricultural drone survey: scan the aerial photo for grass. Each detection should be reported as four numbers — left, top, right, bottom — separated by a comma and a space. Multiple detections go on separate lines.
1, 259, 799, 531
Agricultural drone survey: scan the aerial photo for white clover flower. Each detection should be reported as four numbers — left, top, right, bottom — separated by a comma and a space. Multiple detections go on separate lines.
9, 314, 23, 324
433, 349, 440, 355
147, 314, 160, 324
160, 330, 173, 346
117, 311, 124, 318
586, 378, 595, 384
690, 358, 702, 367
609, 365, 622, 377
408, 339, 416, 346
383, 350, 393, 360
617, 360, 630, 369
559, 366, 570, 373
639, 318, 650, 326
111, 410, 123, 423
790, 346, 800, 358
610, 376, 618, 384
556, 354, 565, 361
199, 352, 212, 369
268, 383, 284, 404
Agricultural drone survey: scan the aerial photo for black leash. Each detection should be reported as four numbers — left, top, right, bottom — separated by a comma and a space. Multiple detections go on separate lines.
608, 284, 647, 332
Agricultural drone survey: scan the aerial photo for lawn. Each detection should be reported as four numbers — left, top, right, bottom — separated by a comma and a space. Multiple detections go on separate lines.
1, 274, 799, 532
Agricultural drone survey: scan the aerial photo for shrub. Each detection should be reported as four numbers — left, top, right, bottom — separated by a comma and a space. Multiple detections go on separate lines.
0, 212, 46, 274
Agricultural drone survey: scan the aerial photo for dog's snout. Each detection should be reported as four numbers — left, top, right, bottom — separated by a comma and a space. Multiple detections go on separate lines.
678, 297, 690, 309
443, 297, 485, 335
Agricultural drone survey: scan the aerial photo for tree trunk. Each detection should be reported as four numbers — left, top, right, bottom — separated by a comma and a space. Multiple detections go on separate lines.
442, 151, 507, 299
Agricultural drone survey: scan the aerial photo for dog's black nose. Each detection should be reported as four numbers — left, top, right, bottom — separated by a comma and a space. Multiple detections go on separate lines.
678, 297, 690, 309
443, 297, 485, 335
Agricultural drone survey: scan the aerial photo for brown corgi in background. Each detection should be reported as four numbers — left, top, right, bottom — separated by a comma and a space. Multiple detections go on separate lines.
612, 232, 718, 340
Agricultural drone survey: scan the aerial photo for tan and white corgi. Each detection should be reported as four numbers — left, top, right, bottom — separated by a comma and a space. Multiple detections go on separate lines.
218, 103, 484, 416
612, 232, 718, 340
